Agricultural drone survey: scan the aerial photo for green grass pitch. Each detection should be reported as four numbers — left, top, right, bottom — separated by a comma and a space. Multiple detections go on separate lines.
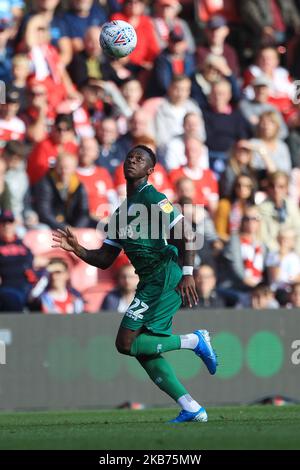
0, 406, 299, 450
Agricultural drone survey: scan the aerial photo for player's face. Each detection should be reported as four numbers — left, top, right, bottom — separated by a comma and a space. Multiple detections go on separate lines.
124, 148, 153, 181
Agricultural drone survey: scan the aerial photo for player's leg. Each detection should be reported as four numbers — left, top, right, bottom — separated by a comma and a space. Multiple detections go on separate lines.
116, 325, 204, 357
137, 353, 207, 422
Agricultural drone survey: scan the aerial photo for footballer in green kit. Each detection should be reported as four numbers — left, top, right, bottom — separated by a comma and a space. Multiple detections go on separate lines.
52, 145, 218, 423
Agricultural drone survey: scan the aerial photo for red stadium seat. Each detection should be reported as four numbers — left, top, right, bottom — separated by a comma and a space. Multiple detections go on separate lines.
82, 281, 116, 313
73, 228, 103, 250
23, 229, 53, 255
70, 261, 99, 292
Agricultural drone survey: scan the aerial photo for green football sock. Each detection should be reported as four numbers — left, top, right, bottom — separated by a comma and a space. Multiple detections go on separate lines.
130, 332, 181, 357
137, 354, 188, 401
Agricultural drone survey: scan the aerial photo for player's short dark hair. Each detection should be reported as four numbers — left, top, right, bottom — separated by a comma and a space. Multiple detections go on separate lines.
131, 145, 156, 167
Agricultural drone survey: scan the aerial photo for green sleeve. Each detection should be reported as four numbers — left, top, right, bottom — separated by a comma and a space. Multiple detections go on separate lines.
146, 190, 183, 230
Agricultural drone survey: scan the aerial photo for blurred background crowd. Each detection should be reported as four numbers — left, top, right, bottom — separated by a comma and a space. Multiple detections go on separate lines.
1, 0, 300, 314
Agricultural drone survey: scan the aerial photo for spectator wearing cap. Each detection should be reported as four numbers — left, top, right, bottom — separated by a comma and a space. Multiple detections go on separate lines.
197, 15, 240, 77
193, 265, 225, 309
0, 210, 35, 312
111, 0, 160, 72
152, 0, 195, 54
191, 53, 241, 110
67, 26, 104, 88
154, 75, 202, 147
29, 258, 84, 314
0, 87, 26, 154
3, 141, 30, 222
101, 264, 139, 313
63, 0, 107, 54
76, 138, 118, 224
169, 136, 219, 214
148, 23, 195, 97
27, 113, 78, 186
219, 140, 256, 198
240, 0, 300, 50
202, 79, 251, 178
258, 172, 300, 255
243, 46, 295, 120
17, 0, 72, 65
239, 75, 288, 140
162, 111, 207, 171
33, 153, 90, 230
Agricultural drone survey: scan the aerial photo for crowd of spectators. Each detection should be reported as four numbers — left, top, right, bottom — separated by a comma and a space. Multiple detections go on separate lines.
1, 0, 300, 313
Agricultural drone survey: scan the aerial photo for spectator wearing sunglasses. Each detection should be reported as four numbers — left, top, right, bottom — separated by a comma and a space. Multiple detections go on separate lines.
29, 258, 84, 314
27, 113, 78, 186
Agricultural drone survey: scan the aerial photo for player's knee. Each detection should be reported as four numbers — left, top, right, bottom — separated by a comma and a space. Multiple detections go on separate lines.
115, 337, 132, 356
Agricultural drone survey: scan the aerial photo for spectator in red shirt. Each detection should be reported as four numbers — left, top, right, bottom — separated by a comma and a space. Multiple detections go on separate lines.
76, 137, 118, 224
27, 113, 78, 185
219, 205, 266, 306
169, 136, 219, 213
0, 87, 25, 154
23, 14, 79, 117
152, 0, 195, 53
196, 0, 240, 25
111, 0, 160, 71
243, 46, 295, 120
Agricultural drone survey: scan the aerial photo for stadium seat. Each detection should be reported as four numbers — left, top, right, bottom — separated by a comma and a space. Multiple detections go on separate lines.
73, 228, 103, 250
82, 281, 116, 313
70, 262, 99, 292
23, 229, 53, 255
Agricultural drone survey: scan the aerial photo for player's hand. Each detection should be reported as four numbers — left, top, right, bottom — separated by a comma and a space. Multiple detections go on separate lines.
176, 275, 199, 308
51, 227, 80, 253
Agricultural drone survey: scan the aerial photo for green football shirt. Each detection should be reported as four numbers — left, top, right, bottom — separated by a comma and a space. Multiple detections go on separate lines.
103, 182, 183, 280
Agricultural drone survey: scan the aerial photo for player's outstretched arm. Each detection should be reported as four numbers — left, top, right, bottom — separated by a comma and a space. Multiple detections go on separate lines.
52, 227, 120, 269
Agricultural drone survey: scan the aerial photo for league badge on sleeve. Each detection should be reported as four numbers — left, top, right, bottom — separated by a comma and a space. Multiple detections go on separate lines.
158, 198, 174, 214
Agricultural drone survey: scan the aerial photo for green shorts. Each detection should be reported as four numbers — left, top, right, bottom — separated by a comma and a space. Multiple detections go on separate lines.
121, 260, 183, 336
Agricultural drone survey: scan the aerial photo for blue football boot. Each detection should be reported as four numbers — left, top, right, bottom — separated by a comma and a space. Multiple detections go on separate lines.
193, 329, 218, 375
169, 407, 208, 423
